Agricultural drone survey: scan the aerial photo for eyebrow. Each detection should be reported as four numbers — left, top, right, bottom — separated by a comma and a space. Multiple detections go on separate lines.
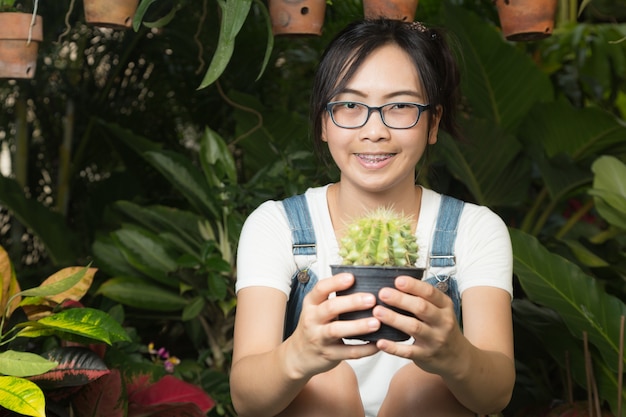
337, 88, 423, 101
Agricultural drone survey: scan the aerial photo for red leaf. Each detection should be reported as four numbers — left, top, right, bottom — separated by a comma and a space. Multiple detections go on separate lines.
128, 375, 215, 413
29, 347, 110, 389
71, 369, 126, 417
128, 402, 206, 417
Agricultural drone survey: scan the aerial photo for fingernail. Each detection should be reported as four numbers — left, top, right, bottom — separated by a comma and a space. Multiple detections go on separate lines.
362, 294, 376, 304
396, 277, 406, 287
367, 319, 379, 329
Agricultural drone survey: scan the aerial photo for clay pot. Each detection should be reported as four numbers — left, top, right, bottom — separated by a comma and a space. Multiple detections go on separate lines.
83, 0, 140, 29
363, 0, 419, 21
269, 0, 326, 36
331, 265, 424, 342
0, 12, 44, 79
494, 0, 558, 41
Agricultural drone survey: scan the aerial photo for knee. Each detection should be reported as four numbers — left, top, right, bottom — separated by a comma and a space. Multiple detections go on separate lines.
279, 362, 364, 417
380, 366, 474, 417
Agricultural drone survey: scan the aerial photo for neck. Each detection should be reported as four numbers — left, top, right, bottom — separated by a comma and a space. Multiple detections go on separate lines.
327, 182, 422, 236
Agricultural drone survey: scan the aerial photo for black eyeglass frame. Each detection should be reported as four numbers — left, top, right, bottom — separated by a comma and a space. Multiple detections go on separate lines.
325, 101, 431, 130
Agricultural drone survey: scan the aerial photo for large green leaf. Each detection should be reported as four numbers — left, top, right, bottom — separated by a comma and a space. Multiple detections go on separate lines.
0, 350, 58, 377
198, 0, 254, 89
589, 155, 626, 230
511, 228, 626, 374
18, 266, 87, 298
520, 102, 626, 161
0, 176, 78, 265
97, 277, 187, 312
143, 150, 219, 219
0, 376, 45, 417
436, 120, 530, 207
513, 300, 626, 415
111, 227, 179, 287
17, 308, 130, 345
113, 202, 205, 255
444, 4, 553, 132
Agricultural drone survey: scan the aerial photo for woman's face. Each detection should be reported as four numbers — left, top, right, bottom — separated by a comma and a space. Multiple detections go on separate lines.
322, 44, 440, 195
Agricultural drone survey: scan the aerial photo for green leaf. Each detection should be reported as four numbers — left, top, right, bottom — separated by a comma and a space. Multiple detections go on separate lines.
200, 126, 237, 187
0, 351, 58, 377
18, 266, 87, 298
444, 4, 553, 132
520, 102, 626, 161
511, 228, 626, 374
113, 201, 204, 254
198, 0, 253, 89
0, 176, 78, 265
143, 150, 218, 219
513, 300, 626, 415
182, 296, 205, 321
132, 0, 159, 31
590, 155, 626, 230
0, 376, 46, 417
97, 277, 187, 312
252, 0, 274, 81
18, 308, 130, 345
436, 121, 530, 207
111, 227, 178, 287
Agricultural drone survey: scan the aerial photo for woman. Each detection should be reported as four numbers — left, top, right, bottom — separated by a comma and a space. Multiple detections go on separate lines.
230, 18, 515, 417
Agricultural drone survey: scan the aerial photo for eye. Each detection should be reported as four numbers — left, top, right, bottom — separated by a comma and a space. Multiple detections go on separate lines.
341, 102, 359, 110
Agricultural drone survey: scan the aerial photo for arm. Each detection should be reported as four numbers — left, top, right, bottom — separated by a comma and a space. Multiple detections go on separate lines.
230, 275, 381, 417
375, 282, 514, 414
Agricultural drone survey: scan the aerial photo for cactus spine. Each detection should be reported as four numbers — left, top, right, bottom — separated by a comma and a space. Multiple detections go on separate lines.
338, 207, 418, 267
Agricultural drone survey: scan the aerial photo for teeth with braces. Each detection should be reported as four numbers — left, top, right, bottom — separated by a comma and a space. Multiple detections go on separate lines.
358, 154, 393, 162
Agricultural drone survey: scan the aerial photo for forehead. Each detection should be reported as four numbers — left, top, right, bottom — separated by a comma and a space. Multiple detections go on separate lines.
342, 44, 422, 96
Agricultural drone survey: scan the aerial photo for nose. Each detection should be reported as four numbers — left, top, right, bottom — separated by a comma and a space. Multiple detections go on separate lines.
361, 108, 389, 141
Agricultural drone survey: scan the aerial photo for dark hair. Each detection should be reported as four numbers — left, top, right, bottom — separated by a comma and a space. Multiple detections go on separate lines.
310, 19, 462, 159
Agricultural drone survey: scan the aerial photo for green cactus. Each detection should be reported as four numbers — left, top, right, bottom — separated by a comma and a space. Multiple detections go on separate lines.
338, 207, 419, 267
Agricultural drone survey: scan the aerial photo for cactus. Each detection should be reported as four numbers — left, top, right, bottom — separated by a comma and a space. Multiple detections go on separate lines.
338, 207, 418, 267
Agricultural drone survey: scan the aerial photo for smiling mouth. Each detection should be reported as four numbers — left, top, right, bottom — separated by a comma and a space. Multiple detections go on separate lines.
355, 153, 396, 163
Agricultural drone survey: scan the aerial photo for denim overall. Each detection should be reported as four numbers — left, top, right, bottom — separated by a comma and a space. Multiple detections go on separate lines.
282, 194, 464, 340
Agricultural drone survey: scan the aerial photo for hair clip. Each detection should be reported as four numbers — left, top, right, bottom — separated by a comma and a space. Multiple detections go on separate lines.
408, 21, 428, 33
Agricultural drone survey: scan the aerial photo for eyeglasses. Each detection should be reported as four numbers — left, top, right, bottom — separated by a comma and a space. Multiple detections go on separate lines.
326, 101, 431, 129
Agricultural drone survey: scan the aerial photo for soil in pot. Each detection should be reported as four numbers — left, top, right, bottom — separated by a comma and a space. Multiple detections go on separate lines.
331, 265, 424, 342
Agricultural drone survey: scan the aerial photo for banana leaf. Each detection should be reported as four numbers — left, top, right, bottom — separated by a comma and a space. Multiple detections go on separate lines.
511, 228, 626, 375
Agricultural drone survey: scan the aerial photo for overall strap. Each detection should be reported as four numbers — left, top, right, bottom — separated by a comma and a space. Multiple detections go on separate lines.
430, 195, 465, 268
427, 195, 465, 324
282, 194, 318, 339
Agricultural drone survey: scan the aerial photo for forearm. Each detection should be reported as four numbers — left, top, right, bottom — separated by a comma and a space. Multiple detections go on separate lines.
442, 344, 515, 414
230, 340, 309, 417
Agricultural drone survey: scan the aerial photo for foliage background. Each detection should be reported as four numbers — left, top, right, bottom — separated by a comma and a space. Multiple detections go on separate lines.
1, 0, 626, 415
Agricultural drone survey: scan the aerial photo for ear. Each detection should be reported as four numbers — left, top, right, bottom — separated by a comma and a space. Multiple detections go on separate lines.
427, 105, 443, 145
321, 118, 329, 143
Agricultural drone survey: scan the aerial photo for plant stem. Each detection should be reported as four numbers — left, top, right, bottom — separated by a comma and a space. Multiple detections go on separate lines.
520, 187, 547, 234
555, 199, 594, 240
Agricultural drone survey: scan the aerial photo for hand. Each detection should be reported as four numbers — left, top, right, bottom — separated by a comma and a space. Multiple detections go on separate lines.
288, 272, 381, 378
372, 276, 466, 374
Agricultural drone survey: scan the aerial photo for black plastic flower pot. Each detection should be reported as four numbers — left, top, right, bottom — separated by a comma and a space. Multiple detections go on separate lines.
331, 265, 424, 342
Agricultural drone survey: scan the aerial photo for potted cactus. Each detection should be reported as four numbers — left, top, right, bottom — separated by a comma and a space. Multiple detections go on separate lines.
331, 207, 423, 342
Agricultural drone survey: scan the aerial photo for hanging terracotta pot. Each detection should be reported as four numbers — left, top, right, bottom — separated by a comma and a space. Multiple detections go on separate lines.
494, 0, 558, 41
0, 12, 43, 79
269, 0, 326, 36
363, 0, 419, 21
83, 0, 140, 29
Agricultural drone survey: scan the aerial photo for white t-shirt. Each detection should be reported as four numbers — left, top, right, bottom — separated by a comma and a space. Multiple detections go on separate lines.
236, 185, 513, 416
